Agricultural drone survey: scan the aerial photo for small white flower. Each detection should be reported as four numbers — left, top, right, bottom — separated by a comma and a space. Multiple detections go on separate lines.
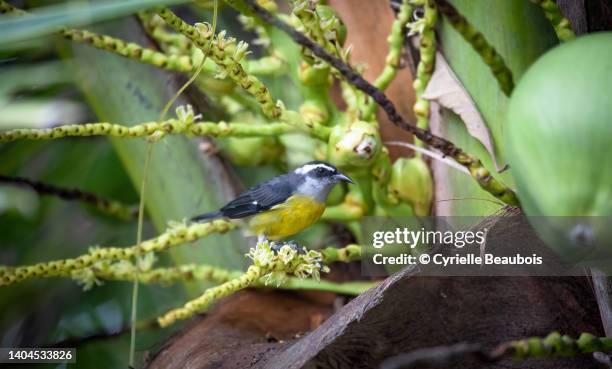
247, 241, 275, 267
71, 268, 102, 290
278, 245, 298, 265
233, 41, 251, 62
195, 22, 213, 38
137, 253, 156, 271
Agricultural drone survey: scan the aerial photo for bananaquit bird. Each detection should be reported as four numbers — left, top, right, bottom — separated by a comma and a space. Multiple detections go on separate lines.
191, 161, 353, 241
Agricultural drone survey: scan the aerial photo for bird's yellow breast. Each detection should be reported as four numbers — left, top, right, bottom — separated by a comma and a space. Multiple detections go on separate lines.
248, 194, 326, 240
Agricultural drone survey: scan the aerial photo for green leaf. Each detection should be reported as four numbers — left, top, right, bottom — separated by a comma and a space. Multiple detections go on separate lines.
0, 0, 192, 46
433, 0, 557, 216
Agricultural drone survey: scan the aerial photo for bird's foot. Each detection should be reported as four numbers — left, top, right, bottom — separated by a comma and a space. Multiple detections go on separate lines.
271, 240, 306, 255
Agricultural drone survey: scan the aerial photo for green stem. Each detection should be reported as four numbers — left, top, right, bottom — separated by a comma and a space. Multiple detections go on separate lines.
77, 261, 373, 295
275, 278, 374, 295
504, 332, 612, 359
0, 119, 330, 142
156, 241, 357, 327
156, 7, 281, 119
529, 0, 576, 41
2, 3, 282, 80
279, 109, 332, 140
435, 0, 515, 96
138, 11, 193, 54
321, 244, 362, 263
413, 0, 438, 149
384, 331, 612, 366
60, 28, 194, 72
0, 220, 235, 287
157, 264, 263, 327
363, 0, 413, 120
63, 27, 284, 76
0, 3, 191, 73
129, 142, 153, 368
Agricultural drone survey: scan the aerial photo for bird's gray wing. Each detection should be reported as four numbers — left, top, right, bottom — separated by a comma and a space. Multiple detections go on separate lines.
219, 174, 298, 219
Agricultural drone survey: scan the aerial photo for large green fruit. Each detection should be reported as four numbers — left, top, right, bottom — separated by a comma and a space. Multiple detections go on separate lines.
506, 33, 612, 264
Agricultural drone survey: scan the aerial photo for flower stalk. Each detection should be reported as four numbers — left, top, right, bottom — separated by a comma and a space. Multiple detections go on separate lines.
529, 0, 576, 42
84, 262, 372, 296
364, 0, 413, 121
377, 0, 412, 91
412, 0, 438, 141
0, 220, 235, 287
435, 0, 515, 97
0, 2, 285, 79
138, 11, 193, 54
0, 113, 331, 142
321, 244, 362, 263
155, 7, 281, 119
156, 241, 338, 327
60, 28, 194, 72
156, 264, 263, 327
504, 332, 612, 359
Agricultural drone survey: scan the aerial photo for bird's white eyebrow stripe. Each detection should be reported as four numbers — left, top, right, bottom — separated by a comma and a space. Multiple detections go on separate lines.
294, 163, 335, 175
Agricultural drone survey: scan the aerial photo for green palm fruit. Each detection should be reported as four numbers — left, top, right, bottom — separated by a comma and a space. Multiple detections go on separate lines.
298, 62, 332, 125
300, 100, 329, 125
224, 136, 284, 166
506, 33, 612, 264
327, 121, 382, 169
387, 157, 433, 216
326, 182, 346, 206
370, 151, 415, 228
298, 61, 331, 85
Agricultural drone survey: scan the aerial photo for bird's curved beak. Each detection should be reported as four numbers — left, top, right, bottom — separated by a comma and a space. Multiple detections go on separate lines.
334, 173, 354, 184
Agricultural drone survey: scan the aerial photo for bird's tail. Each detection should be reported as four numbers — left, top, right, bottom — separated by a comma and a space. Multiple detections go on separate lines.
190, 211, 222, 223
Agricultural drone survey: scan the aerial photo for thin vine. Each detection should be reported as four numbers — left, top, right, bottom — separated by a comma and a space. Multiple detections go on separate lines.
0, 220, 236, 287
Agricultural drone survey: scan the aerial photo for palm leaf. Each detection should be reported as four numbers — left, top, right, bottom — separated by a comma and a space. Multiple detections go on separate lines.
0, 0, 191, 46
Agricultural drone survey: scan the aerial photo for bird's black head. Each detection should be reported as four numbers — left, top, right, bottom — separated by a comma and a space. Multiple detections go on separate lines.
293, 161, 353, 184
